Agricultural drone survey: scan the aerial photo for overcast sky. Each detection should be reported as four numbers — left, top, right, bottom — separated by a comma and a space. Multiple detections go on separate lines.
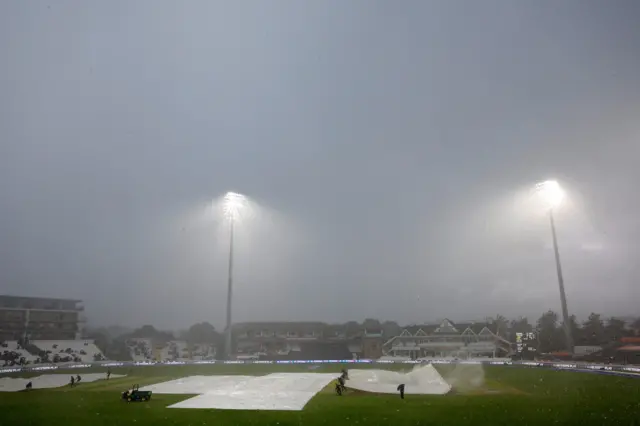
1, 1, 639, 331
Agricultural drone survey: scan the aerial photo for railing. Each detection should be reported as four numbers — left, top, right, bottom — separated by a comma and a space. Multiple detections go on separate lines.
391, 345, 420, 351
418, 342, 465, 348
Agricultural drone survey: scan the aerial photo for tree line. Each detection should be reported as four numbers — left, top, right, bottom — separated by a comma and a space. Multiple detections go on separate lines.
86, 322, 222, 360
86, 314, 639, 360
532, 312, 638, 353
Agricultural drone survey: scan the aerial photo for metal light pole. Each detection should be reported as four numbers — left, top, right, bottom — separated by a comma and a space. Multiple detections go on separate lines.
222, 191, 245, 360
225, 218, 234, 360
549, 208, 574, 353
536, 180, 573, 354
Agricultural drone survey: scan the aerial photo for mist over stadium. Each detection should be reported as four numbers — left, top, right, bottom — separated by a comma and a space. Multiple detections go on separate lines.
1, 1, 639, 424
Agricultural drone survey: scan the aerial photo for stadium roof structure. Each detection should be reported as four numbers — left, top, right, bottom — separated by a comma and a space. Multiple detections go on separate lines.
399, 319, 501, 337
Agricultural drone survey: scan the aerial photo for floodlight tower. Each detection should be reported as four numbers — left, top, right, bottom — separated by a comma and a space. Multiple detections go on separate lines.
222, 191, 246, 360
535, 180, 574, 354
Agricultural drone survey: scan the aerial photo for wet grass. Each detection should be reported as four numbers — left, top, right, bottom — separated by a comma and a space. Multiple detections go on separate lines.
1, 365, 639, 426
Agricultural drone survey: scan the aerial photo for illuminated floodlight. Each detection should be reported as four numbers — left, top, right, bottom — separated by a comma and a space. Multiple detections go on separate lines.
535, 180, 565, 210
533, 179, 573, 353
223, 191, 246, 222
220, 190, 247, 360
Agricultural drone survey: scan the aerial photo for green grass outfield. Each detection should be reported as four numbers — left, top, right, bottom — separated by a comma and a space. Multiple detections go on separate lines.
1, 364, 639, 426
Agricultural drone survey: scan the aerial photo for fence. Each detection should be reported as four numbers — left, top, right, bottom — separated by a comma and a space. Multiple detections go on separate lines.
1, 358, 639, 378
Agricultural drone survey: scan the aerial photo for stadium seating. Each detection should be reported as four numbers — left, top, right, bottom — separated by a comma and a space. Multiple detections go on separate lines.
379, 355, 412, 361
126, 338, 153, 361
466, 341, 499, 354
258, 342, 352, 361
124, 339, 216, 362
158, 341, 190, 361
31, 340, 106, 363
0, 340, 37, 366
191, 343, 215, 360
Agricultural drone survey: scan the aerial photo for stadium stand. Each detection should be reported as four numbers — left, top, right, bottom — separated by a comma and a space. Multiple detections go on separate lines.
0, 340, 37, 366
31, 340, 106, 363
159, 340, 190, 361
191, 343, 216, 360
232, 321, 369, 360
0, 295, 85, 342
256, 342, 352, 361
122, 339, 216, 362
126, 338, 153, 361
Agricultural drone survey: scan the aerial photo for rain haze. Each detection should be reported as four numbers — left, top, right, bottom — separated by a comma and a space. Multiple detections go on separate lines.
1, 1, 639, 331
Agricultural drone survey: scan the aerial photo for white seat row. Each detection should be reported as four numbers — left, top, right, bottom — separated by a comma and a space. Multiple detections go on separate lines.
31, 340, 106, 363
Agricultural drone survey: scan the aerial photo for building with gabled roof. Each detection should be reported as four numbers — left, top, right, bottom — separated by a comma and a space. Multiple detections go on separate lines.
382, 318, 513, 359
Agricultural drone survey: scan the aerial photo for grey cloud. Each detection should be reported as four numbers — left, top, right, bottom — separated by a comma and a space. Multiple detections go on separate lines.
1, 1, 639, 330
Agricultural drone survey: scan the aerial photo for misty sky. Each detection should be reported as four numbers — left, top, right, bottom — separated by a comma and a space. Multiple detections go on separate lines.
1, 1, 639, 331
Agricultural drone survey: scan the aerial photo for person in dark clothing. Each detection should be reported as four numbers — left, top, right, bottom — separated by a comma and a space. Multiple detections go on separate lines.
397, 384, 405, 399
338, 376, 345, 389
76, 375, 82, 384
107, 368, 111, 380
334, 375, 347, 396
340, 369, 349, 381
70, 376, 75, 387
25, 381, 32, 390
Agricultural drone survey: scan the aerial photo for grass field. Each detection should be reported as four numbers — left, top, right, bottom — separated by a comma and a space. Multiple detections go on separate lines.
1, 364, 639, 426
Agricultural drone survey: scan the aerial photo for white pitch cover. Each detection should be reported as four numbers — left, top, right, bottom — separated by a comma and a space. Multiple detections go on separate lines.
0, 373, 125, 392
141, 375, 254, 394
143, 373, 338, 410
346, 364, 451, 394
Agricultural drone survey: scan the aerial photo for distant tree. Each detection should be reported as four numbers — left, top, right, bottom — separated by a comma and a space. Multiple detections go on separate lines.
582, 313, 606, 345
105, 325, 132, 339
129, 325, 174, 342
604, 317, 628, 343
564, 315, 582, 345
130, 325, 158, 337
362, 319, 381, 332
344, 321, 361, 337
537, 310, 564, 353
381, 321, 402, 338
105, 338, 132, 361
187, 322, 219, 344
86, 329, 111, 355
632, 318, 640, 336
493, 315, 509, 338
